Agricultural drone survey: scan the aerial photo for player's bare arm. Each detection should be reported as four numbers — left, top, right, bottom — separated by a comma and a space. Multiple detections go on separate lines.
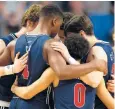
52, 42, 104, 87
80, 46, 108, 88
50, 41, 106, 87
0, 40, 28, 76
96, 78, 114, 109
0, 40, 16, 66
0, 39, 6, 55
45, 39, 107, 80
11, 67, 58, 99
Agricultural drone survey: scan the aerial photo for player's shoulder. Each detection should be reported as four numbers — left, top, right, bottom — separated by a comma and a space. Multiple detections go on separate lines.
44, 39, 58, 50
92, 45, 105, 53
0, 39, 6, 46
90, 45, 107, 62
7, 39, 17, 49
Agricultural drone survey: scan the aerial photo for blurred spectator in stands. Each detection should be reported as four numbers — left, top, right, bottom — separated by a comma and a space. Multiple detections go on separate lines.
0, 2, 6, 37
110, 1, 114, 14
5, 12, 20, 34
69, 1, 85, 15
0, 1, 114, 42
84, 1, 111, 14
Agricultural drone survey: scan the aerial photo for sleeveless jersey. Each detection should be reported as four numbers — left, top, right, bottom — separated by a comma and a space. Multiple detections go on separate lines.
94, 42, 114, 109
0, 33, 17, 102
54, 50, 96, 109
14, 34, 50, 109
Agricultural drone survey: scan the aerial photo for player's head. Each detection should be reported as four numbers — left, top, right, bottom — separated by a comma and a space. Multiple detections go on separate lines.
55, 12, 74, 42
21, 4, 41, 31
64, 33, 89, 60
39, 4, 64, 37
64, 15, 94, 38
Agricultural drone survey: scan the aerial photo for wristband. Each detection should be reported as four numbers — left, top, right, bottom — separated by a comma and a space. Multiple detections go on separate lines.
4, 65, 14, 75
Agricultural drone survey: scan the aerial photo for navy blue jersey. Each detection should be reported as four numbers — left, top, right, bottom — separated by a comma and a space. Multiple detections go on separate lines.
54, 79, 96, 109
54, 43, 96, 109
93, 42, 114, 109
14, 34, 50, 109
0, 33, 17, 102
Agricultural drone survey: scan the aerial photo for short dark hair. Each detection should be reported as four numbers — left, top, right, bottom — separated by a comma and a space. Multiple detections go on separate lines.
39, 4, 64, 19
60, 12, 74, 30
64, 33, 90, 60
64, 15, 94, 36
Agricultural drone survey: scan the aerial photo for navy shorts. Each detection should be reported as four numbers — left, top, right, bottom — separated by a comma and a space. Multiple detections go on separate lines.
9, 98, 49, 109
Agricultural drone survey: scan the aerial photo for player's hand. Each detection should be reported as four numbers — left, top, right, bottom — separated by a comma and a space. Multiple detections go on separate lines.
91, 59, 107, 74
107, 75, 115, 93
13, 52, 28, 74
51, 42, 71, 62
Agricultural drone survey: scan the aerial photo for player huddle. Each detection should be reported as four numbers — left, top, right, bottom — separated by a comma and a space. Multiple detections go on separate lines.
0, 4, 114, 109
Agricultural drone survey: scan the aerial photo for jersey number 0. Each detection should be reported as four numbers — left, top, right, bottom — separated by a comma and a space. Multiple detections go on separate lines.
74, 83, 86, 108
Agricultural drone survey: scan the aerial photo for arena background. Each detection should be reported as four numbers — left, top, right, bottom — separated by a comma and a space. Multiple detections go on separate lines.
0, 1, 114, 46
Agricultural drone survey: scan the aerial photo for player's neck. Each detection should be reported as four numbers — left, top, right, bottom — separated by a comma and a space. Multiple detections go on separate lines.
28, 20, 51, 36
87, 35, 98, 47
15, 27, 27, 38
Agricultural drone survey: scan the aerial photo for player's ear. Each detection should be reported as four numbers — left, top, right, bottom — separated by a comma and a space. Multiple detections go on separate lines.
80, 30, 86, 38
52, 18, 57, 27
27, 20, 34, 27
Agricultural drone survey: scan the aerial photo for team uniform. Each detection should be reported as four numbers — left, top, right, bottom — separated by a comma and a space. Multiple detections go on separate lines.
54, 41, 114, 109
94, 42, 114, 109
9, 34, 51, 109
0, 33, 17, 109
54, 79, 96, 109
54, 51, 96, 109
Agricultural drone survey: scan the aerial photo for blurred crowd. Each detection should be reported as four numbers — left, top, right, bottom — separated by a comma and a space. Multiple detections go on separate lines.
0, 1, 114, 46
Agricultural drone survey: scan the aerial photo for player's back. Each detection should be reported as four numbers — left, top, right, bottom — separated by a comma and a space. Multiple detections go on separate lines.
94, 41, 114, 109
14, 34, 50, 109
0, 33, 17, 102
54, 79, 96, 109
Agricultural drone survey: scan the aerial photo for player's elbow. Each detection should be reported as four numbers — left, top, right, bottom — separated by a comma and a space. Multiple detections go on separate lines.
21, 92, 33, 100
20, 89, 33, 100
54, 68, 62, 78
55, 66, 68, 80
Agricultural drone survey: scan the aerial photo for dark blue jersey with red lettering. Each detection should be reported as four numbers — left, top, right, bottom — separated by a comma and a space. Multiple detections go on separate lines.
54, 79, 96, 109
0, 33, 17, 102
54, 48, 96, 109
14, 34, 50, 109
94, 42, 114, 109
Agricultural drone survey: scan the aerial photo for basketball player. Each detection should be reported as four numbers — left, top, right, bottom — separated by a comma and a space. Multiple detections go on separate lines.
11, 33, 114, 109
62, 15, 114, 109
0, 5, 106, 109
12, 14, 113, 109
0, 4, 40, 109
